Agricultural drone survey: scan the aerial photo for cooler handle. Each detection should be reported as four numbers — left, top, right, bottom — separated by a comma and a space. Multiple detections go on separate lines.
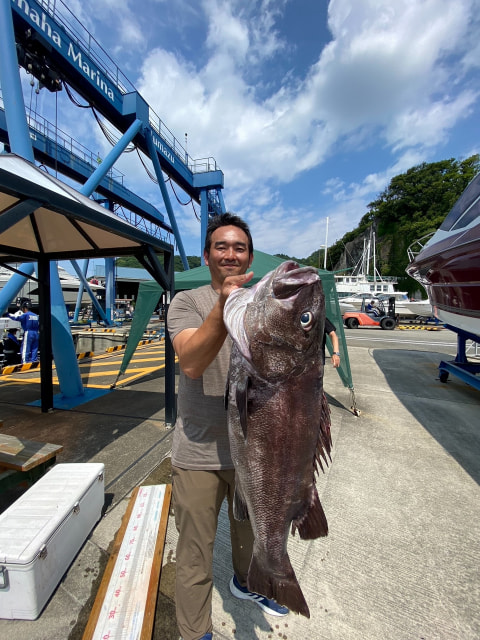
0, 565, 8, 589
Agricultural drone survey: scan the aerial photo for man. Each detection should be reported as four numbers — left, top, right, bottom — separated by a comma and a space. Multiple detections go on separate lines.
323, 318, 341, 368
9, 303, 39, 363
366, 299, 381, 316
167, 213, 288, 640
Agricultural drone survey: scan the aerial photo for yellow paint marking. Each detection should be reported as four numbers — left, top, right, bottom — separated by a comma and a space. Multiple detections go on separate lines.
111, 364, 168, 387
0, 343, 174, 388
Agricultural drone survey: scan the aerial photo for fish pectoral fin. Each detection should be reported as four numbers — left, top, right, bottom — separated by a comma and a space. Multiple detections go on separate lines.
235, 375, 250, 439
292, 486, 328, 539
233, 487, 249, 520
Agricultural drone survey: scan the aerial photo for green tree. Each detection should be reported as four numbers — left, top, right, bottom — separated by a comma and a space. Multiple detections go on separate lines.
368, 155, 480, 240
116, 256, 142, 268
174, 255, 202, 271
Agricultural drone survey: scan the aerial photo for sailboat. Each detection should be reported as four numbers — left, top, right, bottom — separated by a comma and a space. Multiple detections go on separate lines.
335, 231, 403, 298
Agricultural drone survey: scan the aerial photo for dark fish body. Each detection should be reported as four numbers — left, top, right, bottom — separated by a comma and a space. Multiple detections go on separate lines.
224, 261, 332, 618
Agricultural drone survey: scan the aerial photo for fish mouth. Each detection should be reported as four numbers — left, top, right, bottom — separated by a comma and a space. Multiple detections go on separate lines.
272, 261, 319, 299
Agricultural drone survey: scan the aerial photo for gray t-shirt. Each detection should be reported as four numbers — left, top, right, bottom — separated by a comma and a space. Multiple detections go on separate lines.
167, 285, 233, 470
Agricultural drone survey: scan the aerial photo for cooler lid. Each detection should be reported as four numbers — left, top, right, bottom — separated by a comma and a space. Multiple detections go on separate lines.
0, 463, 104, 565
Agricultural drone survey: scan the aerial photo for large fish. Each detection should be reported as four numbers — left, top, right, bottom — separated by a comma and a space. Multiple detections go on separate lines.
224, 260, 332, 619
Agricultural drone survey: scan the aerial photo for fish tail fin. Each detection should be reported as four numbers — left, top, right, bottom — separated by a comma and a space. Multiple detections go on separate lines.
247, 554, 310, 618
292, 486, 328, 539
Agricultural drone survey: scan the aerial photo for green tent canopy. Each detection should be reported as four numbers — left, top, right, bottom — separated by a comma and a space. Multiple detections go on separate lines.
113, 251, 356, 411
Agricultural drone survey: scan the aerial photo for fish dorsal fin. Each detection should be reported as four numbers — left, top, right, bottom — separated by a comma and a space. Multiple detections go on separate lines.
315, 392, 332, 473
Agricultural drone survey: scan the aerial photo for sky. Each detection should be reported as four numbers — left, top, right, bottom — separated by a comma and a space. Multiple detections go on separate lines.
12, 0, 480, 263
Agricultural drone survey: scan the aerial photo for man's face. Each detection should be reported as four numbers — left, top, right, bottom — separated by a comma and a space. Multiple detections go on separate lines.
204, 225, 253, 287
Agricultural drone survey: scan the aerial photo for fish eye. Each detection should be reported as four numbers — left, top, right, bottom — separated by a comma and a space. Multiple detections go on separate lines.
300, 311, 314, 330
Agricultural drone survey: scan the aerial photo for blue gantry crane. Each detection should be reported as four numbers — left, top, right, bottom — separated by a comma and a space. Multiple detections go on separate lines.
0, 0, 226, 408
7, 0, 226, 264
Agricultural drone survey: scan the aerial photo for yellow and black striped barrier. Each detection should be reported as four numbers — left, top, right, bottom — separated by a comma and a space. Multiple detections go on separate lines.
105, 344, 126, 353
1, 360, 40, 375
398, 325, 444, 331
77, 351, 94, 359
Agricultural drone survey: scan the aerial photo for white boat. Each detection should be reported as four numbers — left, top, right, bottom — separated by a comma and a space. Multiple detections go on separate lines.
376, 293, 433, 317
0, 264, 104, 309
400, 299, 433, 318
335, 273, 399, 297
340, 291, 432, 317
334, 232, 401, 299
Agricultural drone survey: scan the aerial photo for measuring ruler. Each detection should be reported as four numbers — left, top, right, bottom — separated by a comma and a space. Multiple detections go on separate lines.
83, 484, 171, 640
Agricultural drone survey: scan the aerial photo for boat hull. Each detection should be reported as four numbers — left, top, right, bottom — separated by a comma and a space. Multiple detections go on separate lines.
406, 221, 480, 336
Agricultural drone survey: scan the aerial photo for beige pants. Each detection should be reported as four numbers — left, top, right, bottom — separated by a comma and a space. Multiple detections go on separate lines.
172, 466, 254, 640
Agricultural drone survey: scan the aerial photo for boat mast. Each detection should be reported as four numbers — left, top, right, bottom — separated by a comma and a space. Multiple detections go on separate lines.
324, 217, 329, 269
366, 236, 371, 280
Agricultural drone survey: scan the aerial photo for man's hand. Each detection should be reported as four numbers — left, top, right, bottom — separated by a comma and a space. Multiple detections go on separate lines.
173, 271, 254, 379
219, 271, 254, 306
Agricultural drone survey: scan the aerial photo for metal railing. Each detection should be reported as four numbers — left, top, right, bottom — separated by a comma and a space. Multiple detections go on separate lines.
33, 0, 134, 95
0, 93, 125, 184
32, 0, 221, 175
407, 233, 435, 263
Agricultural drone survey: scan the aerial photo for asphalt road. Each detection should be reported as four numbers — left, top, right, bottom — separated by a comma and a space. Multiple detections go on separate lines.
342, 324, 460, 355
0, 323, 478, 640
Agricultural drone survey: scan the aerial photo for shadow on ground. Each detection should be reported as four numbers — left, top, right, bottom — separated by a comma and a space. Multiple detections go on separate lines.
373, 348, 480, 484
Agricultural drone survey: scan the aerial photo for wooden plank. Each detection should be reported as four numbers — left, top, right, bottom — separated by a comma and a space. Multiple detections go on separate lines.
0, 434, 63, 471
140, 484, 172, 640
82, 484, 172, 640
82, 487, 140, 640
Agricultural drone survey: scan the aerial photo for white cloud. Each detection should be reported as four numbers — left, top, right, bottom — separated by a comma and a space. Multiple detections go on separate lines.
386, 92, 478, 152
21, 0, 480, 259
137, 0, 479, 190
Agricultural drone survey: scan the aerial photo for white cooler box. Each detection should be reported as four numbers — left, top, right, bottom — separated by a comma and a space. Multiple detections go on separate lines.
0, 462, 104, 620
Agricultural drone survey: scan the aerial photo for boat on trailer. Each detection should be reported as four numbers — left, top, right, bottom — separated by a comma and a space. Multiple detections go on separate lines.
406, 171, 480, 388
406, 172, 480, 337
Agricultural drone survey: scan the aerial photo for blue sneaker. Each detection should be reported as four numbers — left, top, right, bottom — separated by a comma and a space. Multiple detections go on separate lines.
229, 575, 289, 616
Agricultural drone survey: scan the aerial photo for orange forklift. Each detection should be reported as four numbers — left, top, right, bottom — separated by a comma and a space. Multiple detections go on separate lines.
343, 296, 397, 330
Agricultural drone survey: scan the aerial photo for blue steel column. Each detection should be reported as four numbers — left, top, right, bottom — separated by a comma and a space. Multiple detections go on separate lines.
103, 202, 116, 323
0, 263, 35, 314
73, 260, 89, 322
81, 120, 142, 195
0, 3, 34, 162
217, 188, 227, 214
104, 257, 115, 322
71, 119, 145, 323
0, 3, 83, 402
200, 189, 210, 265
69, 259, 109, 322
0, 2, 36, 313
144, 127, 189, 270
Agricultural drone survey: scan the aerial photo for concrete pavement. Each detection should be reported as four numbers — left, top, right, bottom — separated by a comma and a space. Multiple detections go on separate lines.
0, 340, 478, 639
